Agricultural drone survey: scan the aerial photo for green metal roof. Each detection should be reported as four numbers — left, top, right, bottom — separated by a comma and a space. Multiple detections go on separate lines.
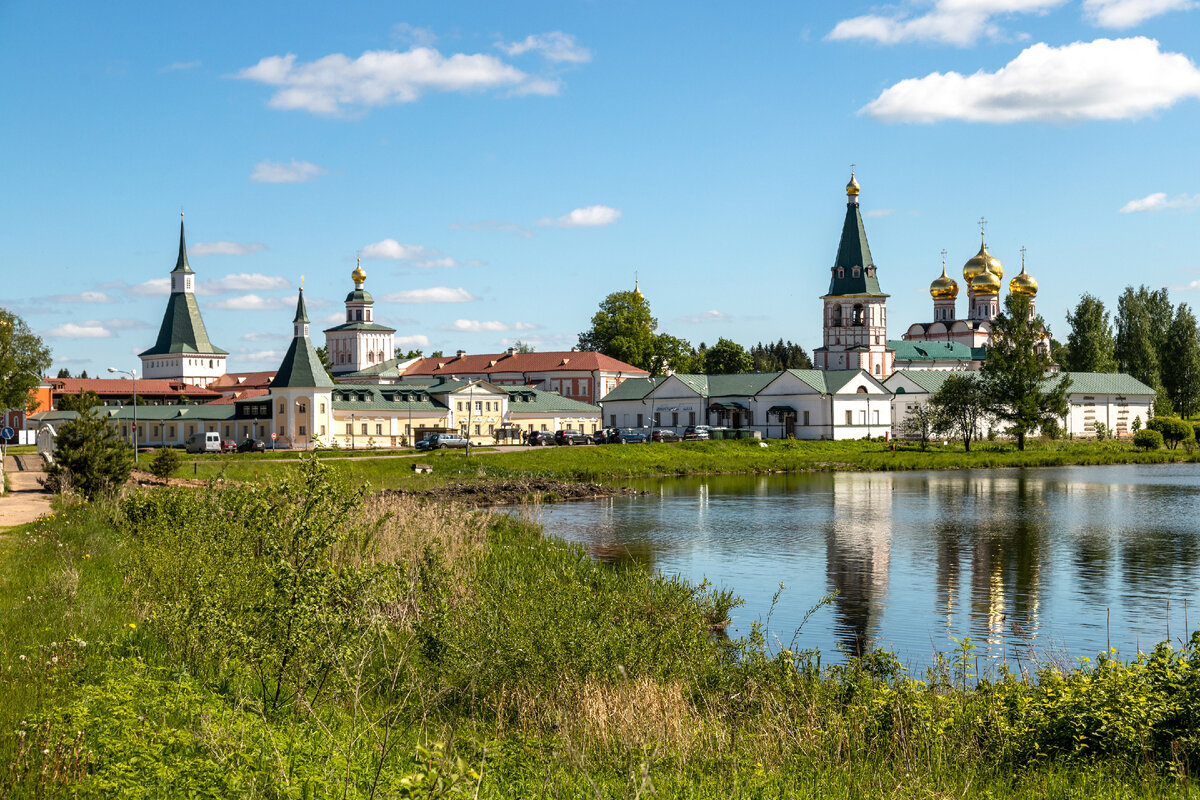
705, 372, 779, 397
505, 388, 601, 414
597, 376, 667, 403
1046, 372, 1155, 395
171, 219, 193, 275
889, 340, 976, 362
332, 385, 446, 413
825, 200, 885, 298
885, 369, 967, 394
100, 405, 236, 422
341, 356, 405, 378
139, 292, 228, 356
343, 289, 374, 303
274, 291, 336, 389
323, 321, 396, 333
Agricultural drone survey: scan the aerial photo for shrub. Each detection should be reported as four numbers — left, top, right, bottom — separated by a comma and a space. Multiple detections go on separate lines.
147, 447, 181, 480
1158, 417, 1194, 450
1133, 429, 1163, 451
45, 407, 132, 499
1131, 416, 1142, 434
1093, 421, 1108, 441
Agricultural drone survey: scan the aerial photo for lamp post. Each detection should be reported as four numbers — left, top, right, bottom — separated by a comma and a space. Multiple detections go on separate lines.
465, 382, 474, 457
107, 367, 138, 464
351, 414, 356, 450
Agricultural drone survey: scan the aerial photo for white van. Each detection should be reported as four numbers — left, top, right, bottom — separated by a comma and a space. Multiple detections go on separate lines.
185, 431, 222, 454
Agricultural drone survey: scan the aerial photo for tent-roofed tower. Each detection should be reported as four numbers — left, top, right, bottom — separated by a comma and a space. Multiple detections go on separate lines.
139, 215, 228, 388
324, 259, 396, 375
813, 171, 895, 379
272, 283, 336, 448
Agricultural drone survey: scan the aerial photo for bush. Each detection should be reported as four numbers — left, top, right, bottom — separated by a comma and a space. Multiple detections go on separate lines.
1154, 417, 1194, 450
1133, 429, 1163, 451
147, 447, 181, 480
45, 407, 133, 499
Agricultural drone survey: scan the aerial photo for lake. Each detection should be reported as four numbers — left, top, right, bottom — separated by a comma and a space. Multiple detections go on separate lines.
534, 464, 1200, 670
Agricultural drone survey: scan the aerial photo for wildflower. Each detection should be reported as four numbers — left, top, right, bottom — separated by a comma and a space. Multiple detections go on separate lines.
18, 655, 26, 661
83, 554, 91, 560
51, 656, 58, 665
128, 623, 136, 630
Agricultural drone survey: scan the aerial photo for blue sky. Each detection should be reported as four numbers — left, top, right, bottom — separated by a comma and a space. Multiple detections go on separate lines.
3, 1, 1200, 375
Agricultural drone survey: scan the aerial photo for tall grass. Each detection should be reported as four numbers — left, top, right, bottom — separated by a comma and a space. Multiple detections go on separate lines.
3, 459, 1200, 797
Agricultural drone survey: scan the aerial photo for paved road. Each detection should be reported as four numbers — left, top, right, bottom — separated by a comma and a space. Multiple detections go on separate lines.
0, 455, 51, 529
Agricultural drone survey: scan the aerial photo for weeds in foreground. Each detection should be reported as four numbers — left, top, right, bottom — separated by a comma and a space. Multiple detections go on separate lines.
4, 458, 1200, 797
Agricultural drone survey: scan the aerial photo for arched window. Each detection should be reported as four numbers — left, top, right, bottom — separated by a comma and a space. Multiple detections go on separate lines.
856, 386, 868, 394
356, 309, 363, 321
378, 351, 385, 362
837, 267, 844, 279
368, 352, 375, 364
852, 304, 865, 326
832, 306, 842, 327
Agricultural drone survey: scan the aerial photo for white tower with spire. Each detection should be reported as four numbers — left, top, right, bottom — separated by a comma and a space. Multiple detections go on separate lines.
324, 260, 396, 375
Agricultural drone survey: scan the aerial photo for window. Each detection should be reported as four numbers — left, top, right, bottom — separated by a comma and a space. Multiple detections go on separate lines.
356, 310, 363, 321
610, 414, 616, 426
279, 402, 285, 413
837, 267, 844, 278
541, 424, 548, 431
488, 424, 495, 434
474, 424, 481, 435
803, 410, 810, 426
689, 411, 696, 425
636, 413, 643, 427
874, 363, 881, 374
852, 267, 860, 277
860, 411, 867, 425
852, 304, 865, 326
299, 425, 306, 436
319, 402, 326, 414
376, 424, 382, 435
361, 424, 368, 435
457, 401, 463, 411
347, 423, 353, 435
475, 401, 483, 412
873, 410, 880, 425
654, 412, 661, 426
298, 402, 307, 414
672, 412, 678, 427
279, 425, 285, 436
832, 306, 842, 327
845, 410, 852, 425
320, 425, 326, 436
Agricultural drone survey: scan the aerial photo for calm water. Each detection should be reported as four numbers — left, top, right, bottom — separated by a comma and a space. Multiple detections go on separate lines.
534, 464, 1200, 669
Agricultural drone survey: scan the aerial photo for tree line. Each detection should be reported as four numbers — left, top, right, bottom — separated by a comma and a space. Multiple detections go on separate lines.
1060, 286, 1200, 417
577, 289, 811, 375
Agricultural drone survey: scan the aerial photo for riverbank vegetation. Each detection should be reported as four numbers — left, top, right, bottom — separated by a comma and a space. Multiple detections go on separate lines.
178, 437, 1200, 494
4, 459, 1200, 797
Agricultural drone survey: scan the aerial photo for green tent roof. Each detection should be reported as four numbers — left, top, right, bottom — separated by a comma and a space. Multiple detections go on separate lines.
273, 290, 336, 389
825, 199, 885, 298
139, 290, 227, 357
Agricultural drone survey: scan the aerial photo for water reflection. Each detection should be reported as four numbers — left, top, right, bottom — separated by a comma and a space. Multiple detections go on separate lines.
536, 464, 1200, 668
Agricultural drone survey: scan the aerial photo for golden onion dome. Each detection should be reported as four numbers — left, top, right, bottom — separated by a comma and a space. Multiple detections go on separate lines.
846, 171, 860, 197
971, 268, 1001, 295
930, 262, 959, 300
351, 259, 367, 284
963, 233, 1003, 283
1009, 251, 1038, 296
634, 278, 644, 299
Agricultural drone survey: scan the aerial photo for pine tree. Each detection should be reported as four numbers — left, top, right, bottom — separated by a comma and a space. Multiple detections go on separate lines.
981, 293, 1070, 451
1063, 294, 1117, 372
46, 406, 133, 499
1163, 303, 1200, 418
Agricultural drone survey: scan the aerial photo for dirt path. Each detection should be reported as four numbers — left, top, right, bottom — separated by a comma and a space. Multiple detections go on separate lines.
0, 455, 52, 530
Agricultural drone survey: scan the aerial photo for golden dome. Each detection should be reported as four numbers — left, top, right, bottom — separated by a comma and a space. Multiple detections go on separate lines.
971, 268, 1001, 295
351, 258, 366, 284
846, 171, 860, 197
963, 232, 1003, 283
1009, 250, 1038, 296
634, 277, 644, 299
930, 262, 959, 299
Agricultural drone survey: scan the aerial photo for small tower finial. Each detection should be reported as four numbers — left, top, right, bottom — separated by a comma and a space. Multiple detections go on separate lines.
978, 216, 988, 240
300, 275, 305, 288
940, 249, 948, 275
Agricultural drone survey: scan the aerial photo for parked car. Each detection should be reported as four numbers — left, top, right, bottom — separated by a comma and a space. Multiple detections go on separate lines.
651, 428, 681, 443
684, 425, 712, 440
526, 430, 556, 446
185, 431, 222, 454
237, 437, 267, 453
415, 432, 468, 451
220, 439, 238, 453
555, 429, 592, 446
613, 427, 650, 444
593, 428, 615, 445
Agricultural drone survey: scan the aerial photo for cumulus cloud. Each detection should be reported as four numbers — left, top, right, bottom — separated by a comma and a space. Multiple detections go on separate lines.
210, 294, 297, 311
499, 31, 592, 63
862, 37, 1200, 123
392, 23, 437, 48
46, 322, 113, 338
677, 309, 732, 324
103, 318, 151, 331
190, 241, 268, 256
381, 287, 479, 303
829, 0, 1067, 47
537, 205, 622, 227
395, 334, 432, 349
1084, 0, 1196, 27
160, 60, 201, 72
1119, 192, 1200, 212
206, 273, 291, 292
442, 319, 538, 332
250, 159, 328, 183
235, 46, 558, 115
361, 239, 463, 268
242, 331, 290, 342
128, 278, 171, 297
864, 208, 897, 218
51, 290, 114, 304
236, 348, 287, 364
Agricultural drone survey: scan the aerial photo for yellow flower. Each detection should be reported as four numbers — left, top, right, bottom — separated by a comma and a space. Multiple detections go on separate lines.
128, 623, 137, 630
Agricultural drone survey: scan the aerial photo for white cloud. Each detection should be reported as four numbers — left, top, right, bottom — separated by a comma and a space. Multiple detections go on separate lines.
829, 0, 1067, 47
319, 312, 347, 324
1119, 191, 1200, 212
381, 287, 479, 303
537, 205, 622, 227
46, 322, 112, 338
160, 60, 201, 72
235, 46, 553, 115
1084, 0, 1196, 27
395, 334, 431, 349
103, 318, 150, 331
191, 241, 268, 256
443, 319, 538, 332
862, 37, 1200, 123
211, 294, 296, 311
236, 348, 286, 364
392, 23, 437, 48
361, 239, 463, 268
250, 159, 328, 183
128, 278, 171, 297
864, 208, 897, 218
51, 290, 114, 304
1173, 279, 1200, 291
677, 309, 732, 324
207, 273, 291, 292
242, 331, 290, 342
499, 32, 592, 63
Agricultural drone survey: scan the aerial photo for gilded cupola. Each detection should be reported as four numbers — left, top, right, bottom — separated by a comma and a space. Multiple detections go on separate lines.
970, 267, 1001, 296
963, 232, 1003, 283
1009, 248, 1038, 296
351, 258, 367, 285
930, 259, 959, 300
846, 170, 860, 197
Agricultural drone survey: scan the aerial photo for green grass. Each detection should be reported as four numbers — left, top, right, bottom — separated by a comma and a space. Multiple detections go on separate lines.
178, 437, 1200, 492
4, 462, 1200, 797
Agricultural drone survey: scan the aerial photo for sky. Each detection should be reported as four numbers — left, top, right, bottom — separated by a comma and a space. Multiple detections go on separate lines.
3, 1, 1200, 376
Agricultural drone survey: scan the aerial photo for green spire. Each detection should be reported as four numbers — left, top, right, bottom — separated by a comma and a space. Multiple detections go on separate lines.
293, 286, 310, 326
171, 215, 194, 275
825, 185, 885, 298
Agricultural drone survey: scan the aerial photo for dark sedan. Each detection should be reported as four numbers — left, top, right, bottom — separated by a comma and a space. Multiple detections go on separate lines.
526, 430, 556, 446
237, 437, 267, 453
555, 429, 592, 446
650, 428, 681, 443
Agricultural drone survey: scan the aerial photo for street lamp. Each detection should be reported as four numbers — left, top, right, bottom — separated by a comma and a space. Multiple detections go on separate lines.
107, 367, 138, 464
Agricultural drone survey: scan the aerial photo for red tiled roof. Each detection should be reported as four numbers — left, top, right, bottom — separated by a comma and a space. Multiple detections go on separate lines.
209, 371, 276, 390
401, 351, 647, 377
205, 388, 270, 405
49, 378, 221, 398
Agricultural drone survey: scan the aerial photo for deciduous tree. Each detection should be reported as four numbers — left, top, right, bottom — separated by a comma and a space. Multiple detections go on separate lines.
982, 294, 1070, 451
577, 290, 658, 371
703, 338, 753, 374
0, 309, 52, 414
1063, 294, 1117, 373
930, 374, 988, 452
1162, 303, 1200, 418
1115, 286, 1168, 389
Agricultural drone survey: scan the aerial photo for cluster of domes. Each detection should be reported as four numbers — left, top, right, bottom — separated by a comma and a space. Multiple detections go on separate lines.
928, 232, 1037, 299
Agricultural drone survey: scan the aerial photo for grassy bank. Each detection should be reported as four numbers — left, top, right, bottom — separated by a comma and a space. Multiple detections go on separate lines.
3, 460, 1200, 797
179, 438, 1200, 493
